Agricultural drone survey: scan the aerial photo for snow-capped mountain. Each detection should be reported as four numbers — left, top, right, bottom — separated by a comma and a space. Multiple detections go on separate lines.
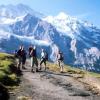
0, 4, 100, 72
0, 4, 43, 18
43, 12, 100, 71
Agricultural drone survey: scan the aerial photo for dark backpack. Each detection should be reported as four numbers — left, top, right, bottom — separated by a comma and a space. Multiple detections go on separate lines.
30, 49, 37, 57
45, 52, 48, 60
58, 53, 63, 60
29, 47, 33, 57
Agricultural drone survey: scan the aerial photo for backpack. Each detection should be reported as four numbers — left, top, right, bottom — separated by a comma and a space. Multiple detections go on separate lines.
45, 52, 48, 60
58, 53, 63, 60
41, 52, 48, 60
30, 49, 37, 57
29, 47, 33, 57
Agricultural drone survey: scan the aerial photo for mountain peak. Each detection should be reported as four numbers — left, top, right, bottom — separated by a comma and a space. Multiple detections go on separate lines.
56, 12, 70, 20
43, 12, 78, 34
0, 4, 44, 18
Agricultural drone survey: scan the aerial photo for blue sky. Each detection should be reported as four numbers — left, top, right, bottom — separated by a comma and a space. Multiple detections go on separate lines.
0, 0, 100, 28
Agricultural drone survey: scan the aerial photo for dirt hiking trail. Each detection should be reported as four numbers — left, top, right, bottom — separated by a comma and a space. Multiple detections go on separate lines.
10, 60, 100, 100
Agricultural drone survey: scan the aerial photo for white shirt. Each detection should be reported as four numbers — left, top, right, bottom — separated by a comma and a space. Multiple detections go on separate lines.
41, 51, 45, 58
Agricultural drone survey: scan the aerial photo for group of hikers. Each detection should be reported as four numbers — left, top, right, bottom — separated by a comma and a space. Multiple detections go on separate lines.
15, 45, 64, 73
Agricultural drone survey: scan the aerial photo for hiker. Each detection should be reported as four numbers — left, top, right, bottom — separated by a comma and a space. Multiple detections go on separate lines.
30, 46, 38, 72
21, 46, 27, 69
40, 49, 48, 70
28, 45, 33, 68
57, 50, 64, 73
17, 45, 26, 70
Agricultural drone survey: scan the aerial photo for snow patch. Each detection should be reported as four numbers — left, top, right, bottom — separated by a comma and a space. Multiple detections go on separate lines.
89, 47, 100, 59
70, 39, 77, 58
0, 30, 11, 40
43, 12, 78, 38
0, 15, 25, 24
50, 44, 59, 62
12, 34, 51, 46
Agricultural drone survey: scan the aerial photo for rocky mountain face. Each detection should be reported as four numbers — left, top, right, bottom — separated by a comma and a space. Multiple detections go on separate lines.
0, 4, 100, 72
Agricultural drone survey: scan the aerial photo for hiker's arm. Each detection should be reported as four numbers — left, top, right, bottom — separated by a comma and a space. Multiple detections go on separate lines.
30, 50, 33, 55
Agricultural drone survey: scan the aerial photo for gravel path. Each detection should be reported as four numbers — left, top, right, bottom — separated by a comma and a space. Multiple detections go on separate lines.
10, 61, 100, 100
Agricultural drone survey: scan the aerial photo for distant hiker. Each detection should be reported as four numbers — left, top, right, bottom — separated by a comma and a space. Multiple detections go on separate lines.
21, 46, 27, 68
40, 49, 48, 70
28, 45, 33, 68
30, 46, 38, 72
57, 50, 64, 73
17, 45, 27, 70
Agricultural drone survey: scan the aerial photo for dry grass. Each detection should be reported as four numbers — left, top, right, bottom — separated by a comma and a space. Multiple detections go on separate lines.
17, 96, 32, 100
47, 62, 85, 76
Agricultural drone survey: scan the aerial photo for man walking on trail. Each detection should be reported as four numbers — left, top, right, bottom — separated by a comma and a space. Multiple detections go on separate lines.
30, 46, 38, 72
40, 49, 48, 71
17, 45, 27, 70
57, 50, 64, 73
28, 45, 33, 68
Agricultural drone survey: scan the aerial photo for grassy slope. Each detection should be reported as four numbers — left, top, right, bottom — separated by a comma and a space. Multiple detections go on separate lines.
0, 53, 18, 86
47, 61, 100, 77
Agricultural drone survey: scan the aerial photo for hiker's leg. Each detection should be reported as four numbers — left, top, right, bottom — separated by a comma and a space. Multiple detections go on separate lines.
31, 57, 34, 72
17, 57, 21, 70
44, 60, 46, 70
30, 57, 32, 67
60, 66, 63, 72
31, 57, 33, 68
60, 61, 63, 72
58, 60, 60, 67
22, 58, 26, 69
35, 58, 39, 72
58, 60, 62, 72
33, 57, 38, 72
22, 63, 25, 69
39, 59, 44, 70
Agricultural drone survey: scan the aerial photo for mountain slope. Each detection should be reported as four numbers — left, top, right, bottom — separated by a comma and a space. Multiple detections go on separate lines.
0, 4, 43, 18
43, 12, 100, 72
0, 4, 100, 72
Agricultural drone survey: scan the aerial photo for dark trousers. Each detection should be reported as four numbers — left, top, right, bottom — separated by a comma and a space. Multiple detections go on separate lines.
40, 58, 46, 70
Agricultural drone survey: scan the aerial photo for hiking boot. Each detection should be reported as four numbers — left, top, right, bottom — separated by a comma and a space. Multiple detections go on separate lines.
39, 67, 42, 70
22, 66, 26, 69
44, 67, 46, 71
31, 69, 35, 73
17, 67, 20, 71
60, 71, 63, 73
36, 68, 39, 72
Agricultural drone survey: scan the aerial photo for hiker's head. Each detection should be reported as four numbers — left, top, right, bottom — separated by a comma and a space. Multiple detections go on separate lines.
21, 46, 24, 50
41, 48, 44, 52
19, 45, 24, 50
19, 45, 22, 49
